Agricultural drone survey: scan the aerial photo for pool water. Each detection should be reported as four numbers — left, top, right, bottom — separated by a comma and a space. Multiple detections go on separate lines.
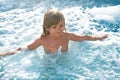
0, 0, 120, 80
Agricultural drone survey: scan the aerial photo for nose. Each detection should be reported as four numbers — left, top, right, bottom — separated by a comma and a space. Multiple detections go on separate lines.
55, 29, 60, 34
56, 26, 62, 32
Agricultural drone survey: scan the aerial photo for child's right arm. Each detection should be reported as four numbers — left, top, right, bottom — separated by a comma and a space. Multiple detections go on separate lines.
0, 48, 22, 57
0, 37, 42, 57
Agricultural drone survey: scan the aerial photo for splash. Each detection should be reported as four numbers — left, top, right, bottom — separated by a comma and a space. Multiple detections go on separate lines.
0, 0, 120, 80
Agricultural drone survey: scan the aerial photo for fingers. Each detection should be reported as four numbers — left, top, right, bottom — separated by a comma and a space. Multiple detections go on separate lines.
0, 51, 15, 57
103, 34, 108, 38
100, 34, 108, 40
16, 48, 22, 51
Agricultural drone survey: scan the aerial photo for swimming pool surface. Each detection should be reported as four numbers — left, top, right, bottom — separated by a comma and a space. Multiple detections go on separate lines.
0, 0, 120, 80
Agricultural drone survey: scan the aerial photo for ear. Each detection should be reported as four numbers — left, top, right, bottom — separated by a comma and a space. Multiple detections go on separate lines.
63, 26, 66, 31
45, 26, 49, 30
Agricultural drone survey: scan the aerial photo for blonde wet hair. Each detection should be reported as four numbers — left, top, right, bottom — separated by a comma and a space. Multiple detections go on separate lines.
42, 9, 65, 36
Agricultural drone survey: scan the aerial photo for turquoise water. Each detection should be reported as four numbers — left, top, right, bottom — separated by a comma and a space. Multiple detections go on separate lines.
0, 0, 120, 80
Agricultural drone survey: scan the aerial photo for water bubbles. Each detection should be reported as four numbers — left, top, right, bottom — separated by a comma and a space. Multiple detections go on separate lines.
0, 0, 120, 80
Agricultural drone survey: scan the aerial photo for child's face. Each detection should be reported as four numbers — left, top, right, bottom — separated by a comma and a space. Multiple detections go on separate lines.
48, 19, 65, 38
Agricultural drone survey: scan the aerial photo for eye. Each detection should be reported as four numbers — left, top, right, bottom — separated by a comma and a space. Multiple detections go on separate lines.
52, 26, 56, 29
60, 25, 63, 27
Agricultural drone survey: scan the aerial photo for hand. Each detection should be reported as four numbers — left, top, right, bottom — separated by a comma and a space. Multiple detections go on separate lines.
0, 48, 21, 57
99, 34, 108, 40
16, 48, 22, 51
0, 51, 15, 57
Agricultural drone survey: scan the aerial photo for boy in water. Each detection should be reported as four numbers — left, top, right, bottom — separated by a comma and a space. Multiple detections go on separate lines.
0, 9, 107, 56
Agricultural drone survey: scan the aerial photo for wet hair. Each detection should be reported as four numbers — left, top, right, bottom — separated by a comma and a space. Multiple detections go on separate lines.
42, 9, 65, 36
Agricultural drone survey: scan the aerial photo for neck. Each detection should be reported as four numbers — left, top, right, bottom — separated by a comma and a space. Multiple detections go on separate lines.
49, 35, 61, 40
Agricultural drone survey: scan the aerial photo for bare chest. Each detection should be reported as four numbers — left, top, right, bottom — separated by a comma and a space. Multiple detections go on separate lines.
43, 38, 69, 53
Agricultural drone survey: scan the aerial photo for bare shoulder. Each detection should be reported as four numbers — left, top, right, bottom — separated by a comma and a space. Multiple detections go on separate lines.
63, 32, 86, 41
63, 32, 71, 38
63, 32, 73, 36
63, 32, 78, 38
27, 36, 44, 50
63, 32, 76, 40
38, 36, 46, 43
32, 36, 45, 45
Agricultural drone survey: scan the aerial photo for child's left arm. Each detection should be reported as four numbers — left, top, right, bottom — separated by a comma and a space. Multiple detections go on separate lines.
82, 34, 108, 41
68, 33, 108, 41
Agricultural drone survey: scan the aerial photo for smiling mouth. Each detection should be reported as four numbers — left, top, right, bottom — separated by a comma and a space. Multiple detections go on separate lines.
57, 32, 61, 33
57, 32, 63, 34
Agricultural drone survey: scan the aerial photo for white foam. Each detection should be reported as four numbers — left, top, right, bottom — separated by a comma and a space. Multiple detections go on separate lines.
86, 5, 120, 21
0, 1, 120, 80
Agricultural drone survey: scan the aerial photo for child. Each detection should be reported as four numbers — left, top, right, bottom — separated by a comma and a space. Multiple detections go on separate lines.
0, 9, 108, 56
